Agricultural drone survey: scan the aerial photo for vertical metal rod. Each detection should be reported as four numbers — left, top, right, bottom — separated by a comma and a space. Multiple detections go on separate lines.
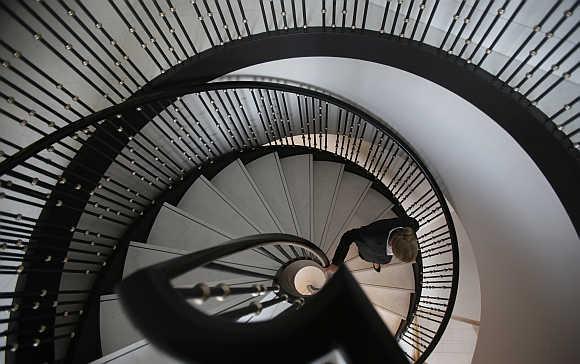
400, 0, 416, 37
419, 0, 441, 43
510, 19, 579, 87
363, 130, 379, 169
225, 0, 243, 39
201, 0, 225, 45
391, 0, 402, 34
439, 1, 466, 50
457, 0, 494, 59
291, 0, 299, 29
524, 44, 579, 97
341, 0, 347, 28
251, 89, 273, 144
466, 0, 510, 64
323, 0, 327, 27
107, 0, 164, 71
410, 1, 425, 40
302, 0, 308, 28
280, 0, 289, 30
269, 0, 279, 30
549, 97, 579, 121
74, 0, 150, 80
279, 91, 295, 145
361, 0, 370, 29
380, 1, 390, 34
237, 0, 252, 35
193, 1, 216, 47
335, 109, 343, 154
496, 0, 562, 78
351, 0, 360, 29
214, 0, 234, 41
123, 0, 173, 66
533, 62, 579, 103
136, 0, 182, 61
166, 0, 198, 53
477, 0, 527, 66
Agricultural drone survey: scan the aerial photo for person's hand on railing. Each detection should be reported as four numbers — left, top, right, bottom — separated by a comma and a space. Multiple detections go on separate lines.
324, 264, 339, 277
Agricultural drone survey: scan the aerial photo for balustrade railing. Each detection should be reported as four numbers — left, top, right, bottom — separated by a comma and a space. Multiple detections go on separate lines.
1, 1, 576, 362
1, 81, 459, 363
0, 0, 577, 152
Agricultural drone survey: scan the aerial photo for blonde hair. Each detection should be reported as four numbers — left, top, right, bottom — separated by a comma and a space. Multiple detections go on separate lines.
391, 227, 418, 263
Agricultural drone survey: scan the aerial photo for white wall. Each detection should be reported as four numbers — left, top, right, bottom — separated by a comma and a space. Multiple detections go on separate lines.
221, 57, 580, 364
450, 207, 481, 322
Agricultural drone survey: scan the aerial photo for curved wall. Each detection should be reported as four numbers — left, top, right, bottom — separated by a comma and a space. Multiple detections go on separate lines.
224, 57, 580, 364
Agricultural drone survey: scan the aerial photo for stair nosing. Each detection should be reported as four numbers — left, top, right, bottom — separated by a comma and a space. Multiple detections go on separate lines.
198, 175, 262, 234
100, 293, 119, 302
90, 339, 150, 364
324, 176, 373, 253
357, 282, 415, 293
348, 260, 415, 272
162, 202, 235, 239
320, 164, 345, 249
275, 152, 301, 236
373, 303, 406, 321
372, 302, 407, 320
129, 241, 188, 256
235, 158, 284, 233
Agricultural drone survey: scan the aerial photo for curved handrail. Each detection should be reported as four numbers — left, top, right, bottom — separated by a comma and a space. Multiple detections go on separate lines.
146, 233, 329, 277
118, 233, 407, 364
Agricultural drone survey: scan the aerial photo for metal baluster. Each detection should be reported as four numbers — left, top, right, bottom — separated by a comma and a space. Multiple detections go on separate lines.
419, 0, 441, 43
400, 0, 416, 37
458, 0, 494, 59
477, 0, 526, 66
410, 2, 426, 40
192, 0, 216, 47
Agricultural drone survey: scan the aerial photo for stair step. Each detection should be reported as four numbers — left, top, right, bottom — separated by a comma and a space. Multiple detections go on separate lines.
344, 244, 360, 263
148, 203, 233, 251
352, 188, 395, 225
176, 175, 258, 238
280, 154, 313, 240
123, 242, 270, 316
211, 159, 280, 233
126, 241, 277, 283
373, 305, 403, 335
245, 152, 300, 236
378, 208, 398, 220
353, 263, 415, 290
99, 294, 142, 356
90, 339, 180, 364
323, 172, 372, 250
147, 204, 280, 269
362, 285, 411, 319
347, 257, 411, 271
123, 242, 245, 285
313, 161, 344, 246
328, 187, 395, 261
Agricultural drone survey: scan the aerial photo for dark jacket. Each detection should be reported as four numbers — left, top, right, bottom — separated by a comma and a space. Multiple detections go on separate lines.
331, 217, 419, 265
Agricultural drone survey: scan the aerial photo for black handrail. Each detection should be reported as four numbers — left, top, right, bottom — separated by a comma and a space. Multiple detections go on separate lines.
118, 233, 406, 364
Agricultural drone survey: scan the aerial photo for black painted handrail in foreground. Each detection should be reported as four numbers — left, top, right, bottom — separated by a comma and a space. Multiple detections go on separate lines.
118, 233, 406, 364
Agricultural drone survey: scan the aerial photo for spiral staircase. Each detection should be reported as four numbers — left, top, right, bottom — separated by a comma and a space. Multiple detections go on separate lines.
0, 1, 579, 363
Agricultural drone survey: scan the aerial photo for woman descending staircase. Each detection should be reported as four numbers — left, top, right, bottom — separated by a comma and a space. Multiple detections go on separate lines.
99, 148, 433, 363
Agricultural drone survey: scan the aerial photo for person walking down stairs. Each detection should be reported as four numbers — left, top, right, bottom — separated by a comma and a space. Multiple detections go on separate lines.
326, 217, 419, 274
